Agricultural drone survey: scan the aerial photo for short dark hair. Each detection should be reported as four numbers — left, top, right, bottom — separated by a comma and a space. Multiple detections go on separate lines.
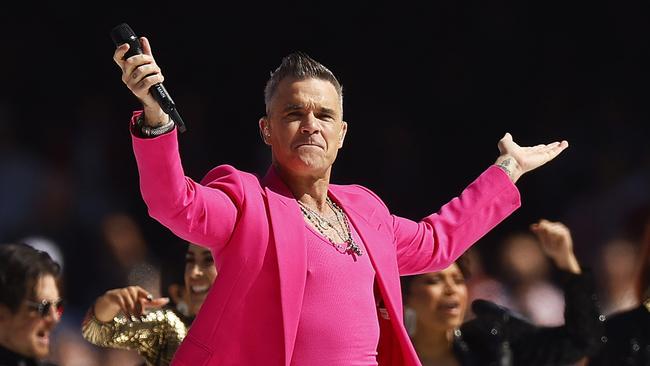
264, 51, 343, 113
0, 243, 61, 313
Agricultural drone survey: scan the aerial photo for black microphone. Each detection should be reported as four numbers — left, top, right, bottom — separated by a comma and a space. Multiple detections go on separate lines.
110, 23, 186, 133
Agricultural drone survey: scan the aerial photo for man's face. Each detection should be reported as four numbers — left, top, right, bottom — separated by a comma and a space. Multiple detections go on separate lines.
261, 77, 347, 177
0, 275, 61, 359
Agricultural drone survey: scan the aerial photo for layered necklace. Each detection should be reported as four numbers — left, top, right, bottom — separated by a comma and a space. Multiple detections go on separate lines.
297, 197, 364, 256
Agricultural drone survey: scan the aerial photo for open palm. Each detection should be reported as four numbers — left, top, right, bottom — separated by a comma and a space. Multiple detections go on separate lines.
497, 133, 569, 178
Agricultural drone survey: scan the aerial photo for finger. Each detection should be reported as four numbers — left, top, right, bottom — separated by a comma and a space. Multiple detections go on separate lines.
129, 287, 148, 316
137, 298, 147, 315
113, 43, 130, 68
498, 132, 519, 153
134, 73, 165, 92
121, 55, 154, 83
123, 288, 138, 316
145, 297, 170, 309
140, 37, 153, 57
130, 286, 153, 315
115, 295, 128, 317
128, 63, 161, 86
134, 286, 152, 299
537, 141, 569, 162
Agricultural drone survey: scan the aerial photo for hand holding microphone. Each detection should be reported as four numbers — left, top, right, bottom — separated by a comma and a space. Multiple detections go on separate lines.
110, 23, 186, 133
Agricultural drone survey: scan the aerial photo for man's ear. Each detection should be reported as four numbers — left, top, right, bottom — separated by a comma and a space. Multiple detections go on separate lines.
259, 117, 271, 146
338, 120, 348, 148
167, 284, 184, 306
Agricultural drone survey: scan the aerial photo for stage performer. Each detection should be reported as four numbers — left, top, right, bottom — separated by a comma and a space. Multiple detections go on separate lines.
112, 35, 568, 365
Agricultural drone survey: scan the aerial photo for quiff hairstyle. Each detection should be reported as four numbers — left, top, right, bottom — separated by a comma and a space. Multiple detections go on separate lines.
263, 51, 343, 114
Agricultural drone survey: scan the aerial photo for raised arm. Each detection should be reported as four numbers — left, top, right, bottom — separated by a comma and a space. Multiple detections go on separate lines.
393, 134, 568, 275
113, 36, 241, 250
505, 220, 603, 365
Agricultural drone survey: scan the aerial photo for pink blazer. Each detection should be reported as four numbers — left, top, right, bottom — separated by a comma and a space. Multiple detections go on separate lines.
131, 112, 521, 366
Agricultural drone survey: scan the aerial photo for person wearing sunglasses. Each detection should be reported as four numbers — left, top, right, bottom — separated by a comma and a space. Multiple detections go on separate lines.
0, 242, 63, 366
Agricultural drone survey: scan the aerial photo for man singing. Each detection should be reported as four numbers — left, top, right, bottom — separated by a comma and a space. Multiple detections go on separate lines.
113, 36, 568, 365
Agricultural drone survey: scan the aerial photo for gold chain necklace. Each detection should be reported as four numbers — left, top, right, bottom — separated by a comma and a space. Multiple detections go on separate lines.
297, 197, 364, 256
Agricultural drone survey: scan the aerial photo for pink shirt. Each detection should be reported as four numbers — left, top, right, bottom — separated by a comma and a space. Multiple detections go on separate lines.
291, 223, 379, 365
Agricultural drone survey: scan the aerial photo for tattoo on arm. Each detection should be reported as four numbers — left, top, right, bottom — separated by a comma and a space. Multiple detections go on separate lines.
497, 158, 513, 180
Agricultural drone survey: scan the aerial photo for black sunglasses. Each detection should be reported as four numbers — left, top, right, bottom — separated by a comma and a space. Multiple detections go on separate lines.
25, 299, 64, 318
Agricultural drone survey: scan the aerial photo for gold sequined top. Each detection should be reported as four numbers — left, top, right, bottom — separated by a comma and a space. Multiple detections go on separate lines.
81, 308, 188, 366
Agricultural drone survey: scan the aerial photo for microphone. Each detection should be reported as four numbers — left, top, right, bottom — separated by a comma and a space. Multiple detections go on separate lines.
110, 23, 186, 133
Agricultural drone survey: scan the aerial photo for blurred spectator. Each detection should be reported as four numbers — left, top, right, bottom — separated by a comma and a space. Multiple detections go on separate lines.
598, 238, 639, 315
497, 230, 566, 326
589, 211, 650, 365
0, 103, 48, 240
0, 243, 63, 365
463, 246, 513, 319
99, 212, 161, 297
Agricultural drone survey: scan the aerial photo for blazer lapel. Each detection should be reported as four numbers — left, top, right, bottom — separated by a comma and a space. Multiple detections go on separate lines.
262, 166, 307, 366
330, 188, 419, 365
328, 189, 402, 317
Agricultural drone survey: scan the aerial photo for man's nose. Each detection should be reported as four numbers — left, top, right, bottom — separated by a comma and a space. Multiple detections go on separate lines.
300, 113, 319, 134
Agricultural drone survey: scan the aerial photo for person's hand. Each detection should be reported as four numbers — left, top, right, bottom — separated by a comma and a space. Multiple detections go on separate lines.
93, 286, 169, 323
494, 133, 569, 183
530, 219, 581, 274
112, 36, 168, 127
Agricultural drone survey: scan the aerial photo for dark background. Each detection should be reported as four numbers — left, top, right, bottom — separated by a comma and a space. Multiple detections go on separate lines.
1, 0, 649, 316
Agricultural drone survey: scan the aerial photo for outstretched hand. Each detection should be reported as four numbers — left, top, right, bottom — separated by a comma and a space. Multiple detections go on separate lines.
494, 133, 569, 183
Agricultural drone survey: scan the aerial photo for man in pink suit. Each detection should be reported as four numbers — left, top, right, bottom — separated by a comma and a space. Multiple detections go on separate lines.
112, 36, 568, 365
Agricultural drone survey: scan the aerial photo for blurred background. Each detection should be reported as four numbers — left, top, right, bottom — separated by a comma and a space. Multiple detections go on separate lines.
1, 1, 649, 364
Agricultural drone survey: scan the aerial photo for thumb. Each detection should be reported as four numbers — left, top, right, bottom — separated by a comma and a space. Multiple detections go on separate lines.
498, 132, 515, 153
140, 37, 153, 57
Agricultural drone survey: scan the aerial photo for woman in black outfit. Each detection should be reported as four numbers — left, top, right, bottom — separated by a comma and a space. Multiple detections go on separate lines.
589, 225, 650, 366
402, 219, 604, 366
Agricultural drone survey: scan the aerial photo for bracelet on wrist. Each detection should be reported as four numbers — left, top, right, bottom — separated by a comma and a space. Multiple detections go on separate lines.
136, 114, 175, 137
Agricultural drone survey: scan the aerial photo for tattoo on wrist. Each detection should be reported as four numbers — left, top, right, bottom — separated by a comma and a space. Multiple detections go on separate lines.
496, 158, 513, 180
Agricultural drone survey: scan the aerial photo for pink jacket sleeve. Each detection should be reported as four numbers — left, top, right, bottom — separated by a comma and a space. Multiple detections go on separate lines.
361, 166, 521, 276
130, 112, 241, 251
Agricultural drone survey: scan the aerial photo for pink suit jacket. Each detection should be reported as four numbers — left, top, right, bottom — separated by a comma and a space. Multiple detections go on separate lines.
131, 113, 521, 366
